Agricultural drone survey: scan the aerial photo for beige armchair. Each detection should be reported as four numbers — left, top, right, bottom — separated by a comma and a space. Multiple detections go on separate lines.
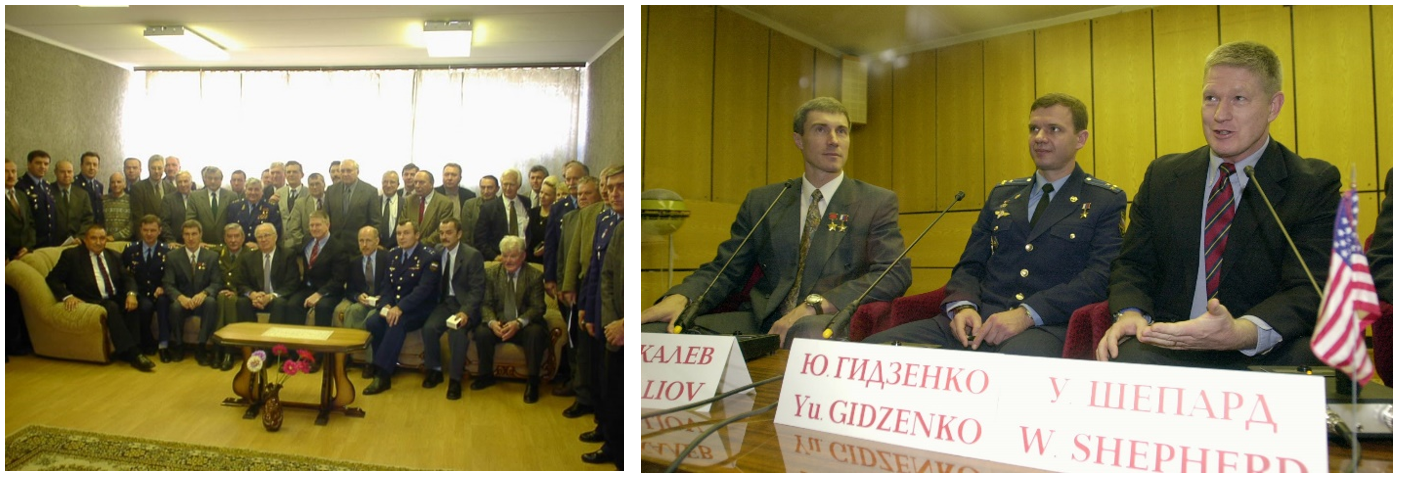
6, 243, 128, 363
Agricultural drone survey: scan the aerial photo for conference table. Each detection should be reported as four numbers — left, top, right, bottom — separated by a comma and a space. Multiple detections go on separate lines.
641, 349, 1393, 473
214, 323, 370, 426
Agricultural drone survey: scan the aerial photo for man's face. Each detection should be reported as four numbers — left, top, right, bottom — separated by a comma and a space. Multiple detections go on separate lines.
139, 221, 160, 244
164, 157, 180, 179
415, 172, 434, 196
80, 155, 99, 178
1027, 105, 1086, 175
479, 178, 499, 200
261, 171, 272, 186
182, 227, 202, 248
176, 173, 193, 195
501, 248, 524, 274
202, 170, 223, 191
83, 228, 108, 254
793, 110, 850, 176
286, 164, 303, 187
439, 222, 460, 247
442, 166, 460, 189
148, 160, 164, 182
382, 172, 399, 195
330, 164, 342, 184
28, 156, 50, 178
529, 170, 546, 192
344, 163, 360, 183
55, 162, 75, 187
224, 228, 245, 250
357, 228, 378, 255
270, 164, 286, 187
5, 162, 17, 189
309, 176, 325, 198
1202, 65, 1282, 164
308, 216, 329, 240
606, 172, 624, 214
109, 174, 126, 196
245, 183, 263, 203
230, 173, 246, 193
254, 226, 277, 252
577, 182, 600, 208
395, 222, 419, 249
564, 165, 584, 191
124, 160, 142, 182
501, 174, 521, 199
403, 167, 419, 187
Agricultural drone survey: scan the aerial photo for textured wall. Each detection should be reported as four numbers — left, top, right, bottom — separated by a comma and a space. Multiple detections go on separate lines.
5, 30, 128, 182
584, 36, 624, 170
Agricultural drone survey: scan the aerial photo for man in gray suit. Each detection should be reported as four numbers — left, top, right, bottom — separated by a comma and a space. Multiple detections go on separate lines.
283, 173, 327, 249
162, 220, 222, 363
461, 175, 498, 249
325, 159, 381, 246
129, 155, 166, 236
420, 218, 486, 400
473, 235, 548, 403
50, 159, 94, 247
158, 171, 194, 244
434, 163, 477, 221
274, 161, 307, 222
641, 97, 911, 347
188, 167, 235, 246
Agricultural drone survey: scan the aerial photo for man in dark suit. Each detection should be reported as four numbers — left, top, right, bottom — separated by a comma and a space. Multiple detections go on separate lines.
163, 220, 223, 363
287, 210, 348, 329
401, 171, 455, 246
641, 97, 912, 348
121, 215, 170, 358
477, 168, 533, 261
591, 219, 625, 469
16, 151, 59, 247
74, 152, 105, 226
47, 224, 155, 371
434, 163, 477, 222
462, 175, 498, 252
234, 223, 302, 326
158, 171, 194, 244
362, 220, 441, 395
188, 166, 235, 246
420, 218, 486, 400
581, 172, 625, 465
1100, 41, 1341, 369
51, 159, 95, 247
556, 175, 602, 412
377, 172, 403, 248
1370, 169, 1392, 305
543, 161, 589, 302
864, 94, 1127, 356
473, 235, 548, 403
128, 155, 167, 239
325, 159, 382, 246
344, 225, 389, 376
6, 159, 36, 260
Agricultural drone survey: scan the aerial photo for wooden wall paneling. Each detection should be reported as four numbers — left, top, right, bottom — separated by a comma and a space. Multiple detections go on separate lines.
1294, 6, 1378, 189
642, 271, 668, 312
898, 211, 979, 270
1374, 5, 1393, 200
642, 6, 648, 152
814, 50, 842, 99
849, 60, 894, 189
935, 42, 986, 210
640, 200, 741, 270
1090, 9, 1155, 197
1219, 5, 1297, 153
1152, 6, 1219, 157
907, 268, 953, 297
983, 32, 1037, 193
1358, 192, 1379, 248
1034, 20, 1094, 173
712, 8, 771, 203
767, 32, 816, 186
891, 49, 938, 212
643, 6, 716, 200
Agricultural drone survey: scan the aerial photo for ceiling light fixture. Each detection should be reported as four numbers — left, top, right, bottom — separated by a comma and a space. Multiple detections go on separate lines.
423, 20, 472, 57
143, 25, 228, 61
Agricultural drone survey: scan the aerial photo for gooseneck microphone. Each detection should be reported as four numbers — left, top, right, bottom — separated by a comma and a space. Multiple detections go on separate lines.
1242, 166, 1324, 298
673, 179, 797, 334
822, 190, 965, 340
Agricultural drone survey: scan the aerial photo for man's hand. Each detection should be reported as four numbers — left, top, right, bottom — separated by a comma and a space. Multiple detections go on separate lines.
221, 289, 235, 298
385, 306, 402, 326
500, 320, 520, 342
533, 244, 545, 258
1139, 299, 1257, 351
640, 294, 687, 332
767, 305, 813, 347
972, 307, 1034, 350
605, 319, 625, 346
125, 294, 138, 311
585, 322, 596, 337
949, 308, 984, 348
63, 296, 82, 310
15, 247, 28, 259
304, 292, 322, 308
358, 293, 373, 307
268, 193, 280, 205
562, 291, 577, 307
544, 280, 558, 299
178, 295, 194, 310
489, 320, 505, 338
1097, 310, 1149, 361
154, 287, 164, 297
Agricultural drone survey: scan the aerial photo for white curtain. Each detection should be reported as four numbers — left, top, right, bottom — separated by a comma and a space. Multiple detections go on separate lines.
123, 67, 582, 187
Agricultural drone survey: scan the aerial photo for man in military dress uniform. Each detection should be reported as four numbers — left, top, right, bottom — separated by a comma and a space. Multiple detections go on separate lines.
362, 220, 441, 395
212, 223, 248, 370
865, 94, 1127, 356
226, 179, 282, 241
122, 215, 170, 358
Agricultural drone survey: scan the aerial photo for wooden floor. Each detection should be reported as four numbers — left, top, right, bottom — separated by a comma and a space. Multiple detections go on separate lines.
4, 354, 611, 471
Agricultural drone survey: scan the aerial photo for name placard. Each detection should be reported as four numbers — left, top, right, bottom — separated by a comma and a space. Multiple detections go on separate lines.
640, 333, 752, 412
642, 394, 754, 469
776, 339, 1328, 473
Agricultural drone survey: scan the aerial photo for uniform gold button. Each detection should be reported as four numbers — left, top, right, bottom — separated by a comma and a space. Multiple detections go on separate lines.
1069, 233, 1077, 239
1025, 244, 1034, 252
1015, 293, 1024, 301
1020, 269, 1029, 278
994, 225, 999, 231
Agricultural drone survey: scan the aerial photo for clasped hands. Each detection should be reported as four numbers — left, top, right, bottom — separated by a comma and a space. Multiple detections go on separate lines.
489, 319, 521, 341
951, 306, 1034, 350
177, 292, 209, 310
1096, 299, 1258, 361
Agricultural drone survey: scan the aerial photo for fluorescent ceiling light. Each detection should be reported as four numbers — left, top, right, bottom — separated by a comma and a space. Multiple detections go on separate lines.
144, 25, 228, 61
423, 20, 472, 57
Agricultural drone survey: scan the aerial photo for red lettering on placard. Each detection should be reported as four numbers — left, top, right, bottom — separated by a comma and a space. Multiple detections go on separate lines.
1245, 395, 1278, 433
1153, 442, 1175, 473
641, 345, 715, 364
1126, 439, 1149, 471
1067, 434, 1304, 473
1019, 426, 1054, 455
1049, 377, 1069, 403
1071, 434, 1090, 462
801, 353, 829, 376
641, 380, 708, 401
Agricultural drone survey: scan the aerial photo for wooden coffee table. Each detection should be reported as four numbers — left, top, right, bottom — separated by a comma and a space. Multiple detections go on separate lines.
214, 323, 370, 426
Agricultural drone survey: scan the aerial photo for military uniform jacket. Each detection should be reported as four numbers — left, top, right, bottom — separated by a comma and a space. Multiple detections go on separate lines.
74, 174, 105, 225
945, 164, 1127, 325
16, 174, 57, 247
375, 243, 442, 321
214, 244, 247, 291
122, 242, 170, 298
226, 199, 282, 242
543, 195, 577, 283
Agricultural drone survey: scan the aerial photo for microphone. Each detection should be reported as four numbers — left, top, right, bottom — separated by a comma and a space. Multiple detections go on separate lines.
822, 190, 965, 339
673, 179, 798, 334
1242, 166, 1324, 298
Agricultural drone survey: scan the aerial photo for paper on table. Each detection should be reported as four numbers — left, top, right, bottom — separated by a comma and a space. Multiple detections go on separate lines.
261, 327, 334, 341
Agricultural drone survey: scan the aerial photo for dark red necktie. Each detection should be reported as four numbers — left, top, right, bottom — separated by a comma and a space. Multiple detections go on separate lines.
1203, 162, 1236, 298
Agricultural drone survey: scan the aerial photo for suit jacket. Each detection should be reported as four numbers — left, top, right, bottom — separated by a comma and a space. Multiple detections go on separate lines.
476, 195, 533, 259
1370, 169, 1393, 304
187, 187, 236, 245
52, 183, 96, 244
542, 196, 578, 283
557, 209, 583, 285
6, 188, 36, 259
128, 178, 166, 233
461, 196, 485, 248
664, 177, 912, 329
162, 246, 223, 299
74, 174, 105, 225
326, 179, 382, 245
157, 192, 192, 243
47, 247, 136, 303
434, 185, 478, 220
601, 221, 625, 330
296, 235, 349, 298
121, 242, 170, 298
563, 203, 609, 294
481, 262, 545, 328
234, 247, 302, 298
346, 248, 390, 300
16, 174, 58, 247
1109, 140, 1341, 342
401, 192, 455, 245
275, 184, 308, 221
944, 165, 1127, 326
376, 243, 441, 320
526, 205, 547, 264
376, 191, 402, 248
437, 242, 487, 327
283, 194, 326, 250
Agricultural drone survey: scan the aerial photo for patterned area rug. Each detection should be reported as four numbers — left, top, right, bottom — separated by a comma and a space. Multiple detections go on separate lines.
5, 425, 408, 471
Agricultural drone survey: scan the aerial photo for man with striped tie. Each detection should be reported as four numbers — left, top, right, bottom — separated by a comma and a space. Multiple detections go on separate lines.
1099, 41, 1341, 368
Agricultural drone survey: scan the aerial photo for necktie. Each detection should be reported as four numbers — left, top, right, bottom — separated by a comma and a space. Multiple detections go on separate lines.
182, 194, 188, 212
264, 253, 273, 292
8, 190, 20, 221
365, 257, 375, 296
444, 250, 454, 297
785, 189, 825, 309
157, 182, 164, 199
508, 199, 518, 236
62, 188, 68, 204
418, 196, 427, 224
505, 272, 519, 320
382, 197, 391, 226
309, 239, 321, 267
342, 185, 353, 215
288, 188, 298, 211
1204, 163, 1237, 299
95, 254, 116, 299
316, 197, 322, 212
1030, 183, 1055, 228
211, 191, 218, 212
144, 246, 150, 263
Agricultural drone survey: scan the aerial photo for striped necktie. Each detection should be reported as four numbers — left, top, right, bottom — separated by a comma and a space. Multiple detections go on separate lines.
1204, 162, 1237, 299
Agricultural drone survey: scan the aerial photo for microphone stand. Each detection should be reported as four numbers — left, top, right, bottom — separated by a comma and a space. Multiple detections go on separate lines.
823, 191, 965, 340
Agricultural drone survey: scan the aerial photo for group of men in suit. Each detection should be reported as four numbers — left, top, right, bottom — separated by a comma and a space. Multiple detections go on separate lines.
644, 41, 1392, 377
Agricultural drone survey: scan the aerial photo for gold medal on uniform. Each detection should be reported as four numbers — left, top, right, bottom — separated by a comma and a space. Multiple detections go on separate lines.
1081, 203, 1091, 219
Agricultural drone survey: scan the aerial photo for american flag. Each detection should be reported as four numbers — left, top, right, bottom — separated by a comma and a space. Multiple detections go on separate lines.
1310, 184, 1380, 386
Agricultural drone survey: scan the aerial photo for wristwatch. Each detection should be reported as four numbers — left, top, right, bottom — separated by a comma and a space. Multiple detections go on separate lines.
805, 294, 825, 315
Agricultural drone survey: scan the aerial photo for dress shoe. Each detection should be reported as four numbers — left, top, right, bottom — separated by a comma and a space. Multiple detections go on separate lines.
195, 346, 209, 367
579, 428, 605, 443
552, 384, 576, 397
129, 354, 156, 372
361, 364, 377, 380
423, 370, 444, 388
470, 376, 496, 391
157, 349, 171, 363
524, 382, 540, 404
171, 345, 185, 362
562, 402, 595, 418
362, 376, 391, 395
220, 352, 236, 371
446, 380, 462, 400
581, 448, 615, 464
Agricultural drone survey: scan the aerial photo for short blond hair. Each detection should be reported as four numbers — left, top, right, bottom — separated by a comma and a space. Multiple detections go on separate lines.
1204, 41, 1282, 94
